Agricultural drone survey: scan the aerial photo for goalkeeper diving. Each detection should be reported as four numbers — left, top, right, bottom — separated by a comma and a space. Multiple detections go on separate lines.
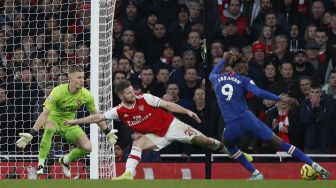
16, 65, 118, 177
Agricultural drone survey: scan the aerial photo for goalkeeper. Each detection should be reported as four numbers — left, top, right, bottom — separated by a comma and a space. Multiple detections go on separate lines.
16, 65, 118, 177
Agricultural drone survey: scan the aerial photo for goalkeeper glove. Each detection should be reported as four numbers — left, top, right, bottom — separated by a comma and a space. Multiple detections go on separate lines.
16, 129, 38, 149
103, 128, 118, 145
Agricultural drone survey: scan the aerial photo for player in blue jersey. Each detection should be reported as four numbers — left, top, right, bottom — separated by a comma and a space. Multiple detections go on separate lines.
210, 52, 330, 180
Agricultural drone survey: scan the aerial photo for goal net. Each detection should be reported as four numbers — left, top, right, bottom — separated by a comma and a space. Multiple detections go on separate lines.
0, 0, 116, 179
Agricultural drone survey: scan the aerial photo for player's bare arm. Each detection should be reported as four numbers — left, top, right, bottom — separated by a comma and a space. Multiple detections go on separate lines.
159, 100, 201, 123
64, 113, 105, 125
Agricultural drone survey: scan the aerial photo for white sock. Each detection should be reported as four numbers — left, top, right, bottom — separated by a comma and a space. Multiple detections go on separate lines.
210, 138, 221, 150
63, 155, 71, 164
38, 158, 45, 167
125, 146, 142, 176
252, 170, 260, 175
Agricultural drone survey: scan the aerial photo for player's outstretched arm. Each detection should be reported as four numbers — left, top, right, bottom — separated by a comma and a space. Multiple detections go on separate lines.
159, 100, 201, 123
245, 79, 280, 101
16, 108, 51, 149
64, 113, 105, 125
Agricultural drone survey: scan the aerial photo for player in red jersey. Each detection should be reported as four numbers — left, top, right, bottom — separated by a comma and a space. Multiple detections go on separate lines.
65, 80, 251, 179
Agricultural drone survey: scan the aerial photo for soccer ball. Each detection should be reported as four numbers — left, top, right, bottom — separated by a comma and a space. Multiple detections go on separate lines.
300, 164, 317, 180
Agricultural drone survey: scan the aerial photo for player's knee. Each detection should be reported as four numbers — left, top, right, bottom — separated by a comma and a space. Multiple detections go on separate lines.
79, 142, 92, 153
82, 145, 92, 153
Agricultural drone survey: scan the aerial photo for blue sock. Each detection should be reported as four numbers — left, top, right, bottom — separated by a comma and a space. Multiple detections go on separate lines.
228, 146, 256, 173
280, 141, 313, 166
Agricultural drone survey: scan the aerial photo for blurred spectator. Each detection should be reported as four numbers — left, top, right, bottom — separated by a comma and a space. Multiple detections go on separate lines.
248, 42, 267, 85
152, 67, 170, 97
288, 23, 304, 53
322, 69, 336, 99
165, 81, 192, 109
300, 82, 335, 154
45, 48, 60, 66
75, 43, 89, 65
297, 76, 313, 103
168, 4, 191, 48
280, 0, 305, 31
187, 1, 202, 23
308, 0, 325, 27
190, 18, 204, 37
254, 24, 275, 55
122, 44, 136, 62
62, 33, 76, 63
130, 50, 145, 81
258, 62, 277, 90
220, 18, 247, 51
138, 66, 154, 94
180, 67, 201, 100
305, 41, 326, 83
120, 0, 146, 36
268, 62, 296, 95
241, 45, 253, 62
171, 50, 197, 87
304, 24, 318, 44
171, 55, 183, 70
292, 49, 318, 79
315, 29, 329, 65
210, 40, 224, 59
191, 88, 205, 133
114, 144, 123, 162
118, 57, 132, 80
269, 34, 291, 67
137, 10, 158, 47
0, 0, 16, 23
219, 0, 248, 36
112, 57, 119, 74
57, 74, 68, 85
251, 0, 287, 40
266, 93, 303, 149
144, 22, 169, 65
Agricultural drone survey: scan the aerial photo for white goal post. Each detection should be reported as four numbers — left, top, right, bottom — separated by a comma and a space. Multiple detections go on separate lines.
0, 0, 116, 179
90, 0, 116, 179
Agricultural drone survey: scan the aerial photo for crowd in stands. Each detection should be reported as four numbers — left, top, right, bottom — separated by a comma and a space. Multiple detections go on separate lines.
1, 0, 336, 162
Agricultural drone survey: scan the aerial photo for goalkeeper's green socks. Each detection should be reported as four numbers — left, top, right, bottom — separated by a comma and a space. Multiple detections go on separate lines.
38, 128, 56, 166
63, 148, 89, 164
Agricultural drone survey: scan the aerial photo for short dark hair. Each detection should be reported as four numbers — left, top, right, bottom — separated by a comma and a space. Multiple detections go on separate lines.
299, 76, 313, 83
329, 69, 336, 77
115, 80, 131, 94
68, 65, 84, 74
310, 82, 321, 90
113, 70, 127, 80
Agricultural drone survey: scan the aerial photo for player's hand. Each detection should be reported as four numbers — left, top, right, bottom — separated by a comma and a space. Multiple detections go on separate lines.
187, 111, 201, 123
16, 133, 33, 149
64, 120, 77, 126
106, 129, 118, 145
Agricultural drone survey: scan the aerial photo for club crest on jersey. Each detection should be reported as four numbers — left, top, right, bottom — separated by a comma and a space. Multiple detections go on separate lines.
138, 105, 144, 111
76, 99, 82, 106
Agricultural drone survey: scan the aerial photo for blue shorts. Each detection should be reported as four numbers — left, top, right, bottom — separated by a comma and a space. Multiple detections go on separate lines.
223, 112, 273, 146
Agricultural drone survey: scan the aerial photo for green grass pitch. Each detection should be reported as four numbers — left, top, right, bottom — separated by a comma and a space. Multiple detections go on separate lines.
0, 180, 335, 188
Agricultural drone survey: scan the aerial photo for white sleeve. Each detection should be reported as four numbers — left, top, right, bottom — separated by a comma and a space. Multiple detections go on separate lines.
143, 94, 162, 107
103, 107, 119, 120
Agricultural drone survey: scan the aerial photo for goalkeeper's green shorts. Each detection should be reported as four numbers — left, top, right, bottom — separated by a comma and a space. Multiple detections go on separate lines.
48, 118, 85, 144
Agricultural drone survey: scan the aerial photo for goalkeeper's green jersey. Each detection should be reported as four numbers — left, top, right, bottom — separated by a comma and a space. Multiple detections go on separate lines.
43, 84, 96, 121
